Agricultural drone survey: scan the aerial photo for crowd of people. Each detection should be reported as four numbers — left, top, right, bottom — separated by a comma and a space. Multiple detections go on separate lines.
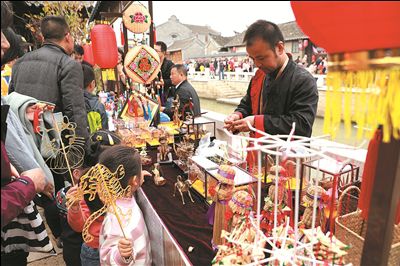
1, 2, 154, 265
294, 54, 328, 75
185, 57, 255, 80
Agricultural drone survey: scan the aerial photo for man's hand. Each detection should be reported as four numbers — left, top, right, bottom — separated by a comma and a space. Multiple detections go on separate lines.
118, 238, 133, 259
21, 168, 46, 193
223, 113, 241, 132
231, 116, 255, 133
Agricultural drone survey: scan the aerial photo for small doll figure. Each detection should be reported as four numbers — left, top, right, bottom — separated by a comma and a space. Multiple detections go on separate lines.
152, 163, 166, 186
210, 165, 236, 247
172, 95, 180, 126
267, 165, 291, 207
228, 190, 254, 228
300, 185, 327, 229
157, 133, 172, 163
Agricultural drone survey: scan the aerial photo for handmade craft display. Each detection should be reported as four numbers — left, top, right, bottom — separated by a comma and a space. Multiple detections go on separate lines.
152, 163, 166, 186
122, 2, 151, 34
209, 165, 236, 247
42, 114, 85, 186
300, 185, 327, 229
67, 164, 130, 242
173, 175, 196, 205
173, 133, 195, 172
124, 45, 161, 85
119, 92, 159, 126
157, 132, 172, 163
139, 147, 152, 166
228, 190, 253, 229
172, 95, 181, 126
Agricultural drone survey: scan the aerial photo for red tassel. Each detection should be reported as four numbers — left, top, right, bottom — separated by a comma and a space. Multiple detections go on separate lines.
358, 129, 382, 220
33, 109, 40, 133
120, 24, 125, 46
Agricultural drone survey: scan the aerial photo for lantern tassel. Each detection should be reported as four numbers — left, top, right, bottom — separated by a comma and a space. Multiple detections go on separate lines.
323, 68, 400, 142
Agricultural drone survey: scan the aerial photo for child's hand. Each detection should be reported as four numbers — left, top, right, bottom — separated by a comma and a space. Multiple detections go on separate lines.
118, 238, 133, 259
66, 185, 81, 208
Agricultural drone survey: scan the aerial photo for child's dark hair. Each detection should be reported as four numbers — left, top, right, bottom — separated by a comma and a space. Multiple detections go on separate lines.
82, 64, 95, 89
84, 145, 141, 214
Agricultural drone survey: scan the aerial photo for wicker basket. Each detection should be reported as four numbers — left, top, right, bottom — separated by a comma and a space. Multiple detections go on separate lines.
335, 186, 400, 266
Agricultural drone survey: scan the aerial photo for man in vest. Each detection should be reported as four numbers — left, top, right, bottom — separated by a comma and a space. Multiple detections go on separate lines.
224, 20, 318, 166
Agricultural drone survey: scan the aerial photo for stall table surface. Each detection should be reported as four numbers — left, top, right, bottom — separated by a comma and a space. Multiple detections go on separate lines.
140, 150, 215, 266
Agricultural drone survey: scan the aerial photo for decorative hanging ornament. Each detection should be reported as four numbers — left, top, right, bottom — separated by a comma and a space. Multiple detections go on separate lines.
291, 2, 400, 142
91, 24, 118, 69
82, 44, 95, 66
123, 2, 151, 34
124, 45, 161, 84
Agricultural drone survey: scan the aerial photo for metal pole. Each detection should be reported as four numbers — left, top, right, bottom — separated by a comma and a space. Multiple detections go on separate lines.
148, 1, 154, 48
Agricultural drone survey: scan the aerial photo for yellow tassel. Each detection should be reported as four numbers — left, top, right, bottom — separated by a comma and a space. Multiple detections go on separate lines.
324, 68, 400, 143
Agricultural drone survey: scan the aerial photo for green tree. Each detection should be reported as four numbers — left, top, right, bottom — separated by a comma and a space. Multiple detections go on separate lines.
25, 1, 94, 45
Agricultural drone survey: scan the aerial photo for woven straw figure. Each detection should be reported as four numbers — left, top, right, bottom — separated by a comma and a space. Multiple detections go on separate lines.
228, 190, 254, 228
267, 165, 289, 206
301, 185, 327, 229
212, 165, 236, 247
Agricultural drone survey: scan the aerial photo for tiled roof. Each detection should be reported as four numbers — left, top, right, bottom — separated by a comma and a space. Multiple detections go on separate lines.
183, 24, 220, 36
209, 34, 235, 47
168, 37, 202, 52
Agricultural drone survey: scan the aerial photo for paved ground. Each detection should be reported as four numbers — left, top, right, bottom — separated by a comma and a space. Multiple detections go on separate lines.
28, 253, 64, 265
27, 207, 64, 265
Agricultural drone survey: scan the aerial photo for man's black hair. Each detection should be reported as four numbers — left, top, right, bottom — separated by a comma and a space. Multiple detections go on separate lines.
155, 41, 167, 52
40, 16, 69, 41
74, 44, 84, 55
82, 64, 95, 89
1, 28, 26, 65
1, 1, 13, 30
243, 20, 284, 50
172, 64, 187, 77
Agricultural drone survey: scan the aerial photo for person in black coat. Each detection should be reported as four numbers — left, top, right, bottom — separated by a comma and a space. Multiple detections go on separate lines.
155, 41, 174, 107
224, 20, 318, 138
163, 64, 201, 119
9, 16, 88, 140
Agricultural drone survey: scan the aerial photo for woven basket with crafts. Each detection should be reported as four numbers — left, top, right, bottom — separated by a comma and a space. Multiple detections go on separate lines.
335, 186, 400, 266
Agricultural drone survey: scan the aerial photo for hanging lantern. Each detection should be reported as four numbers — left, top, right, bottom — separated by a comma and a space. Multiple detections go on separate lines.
82, 44, 95, 66
291, 2, 400, 143
91, 24, 118, 69
124, 45, 161, 85
123, 2, 151, 34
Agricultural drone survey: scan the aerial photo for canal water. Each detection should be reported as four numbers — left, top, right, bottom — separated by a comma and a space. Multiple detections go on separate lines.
200, 97, 368, 148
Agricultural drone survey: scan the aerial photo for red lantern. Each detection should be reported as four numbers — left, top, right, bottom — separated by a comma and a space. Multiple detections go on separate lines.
291, 2, 400, 53
91, 24, 118, 68
82, 44, 95, 66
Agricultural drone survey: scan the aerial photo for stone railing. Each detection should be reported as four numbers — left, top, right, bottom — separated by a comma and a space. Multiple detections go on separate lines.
188, 71, 326, 87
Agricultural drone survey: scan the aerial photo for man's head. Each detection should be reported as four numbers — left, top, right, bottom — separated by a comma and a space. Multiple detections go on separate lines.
73, 44, 84, 62
41, 16, 74, 55
170, 64, 187, 86
243, 20, 286, 75
82, 64, 96, 92
155, 41, 167, 62
1, 1, 13, 60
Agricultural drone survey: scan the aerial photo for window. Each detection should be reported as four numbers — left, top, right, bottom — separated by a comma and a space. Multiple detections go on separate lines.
292, 41, 299, 53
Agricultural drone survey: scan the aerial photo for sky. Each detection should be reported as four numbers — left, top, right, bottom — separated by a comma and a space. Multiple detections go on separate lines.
152, 1, 296, 37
